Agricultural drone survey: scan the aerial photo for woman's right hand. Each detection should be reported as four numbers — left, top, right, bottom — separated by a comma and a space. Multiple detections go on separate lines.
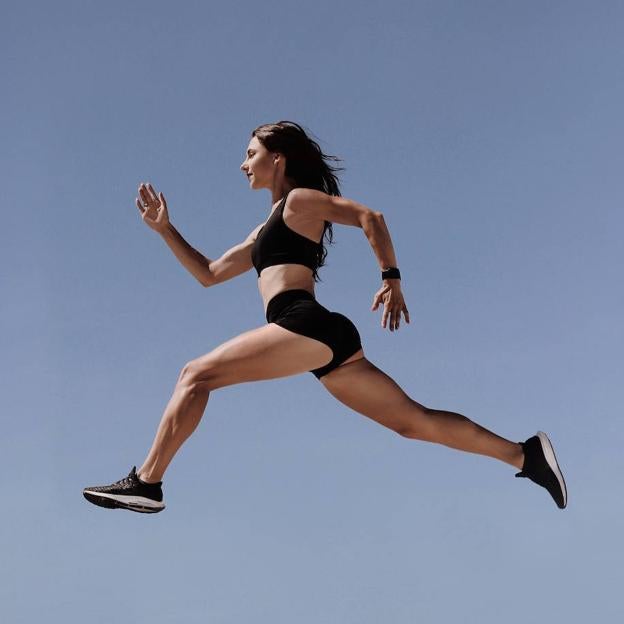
136, 182, 170, 234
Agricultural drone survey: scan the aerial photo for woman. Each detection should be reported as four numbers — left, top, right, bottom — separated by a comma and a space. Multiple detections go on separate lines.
83, 121, 567, 513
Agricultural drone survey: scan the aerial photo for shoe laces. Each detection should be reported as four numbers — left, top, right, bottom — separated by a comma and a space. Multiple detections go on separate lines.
115, 470, 138, 489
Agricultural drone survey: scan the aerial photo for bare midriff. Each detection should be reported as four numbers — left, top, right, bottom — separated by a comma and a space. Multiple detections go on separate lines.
258, 264, 316, 316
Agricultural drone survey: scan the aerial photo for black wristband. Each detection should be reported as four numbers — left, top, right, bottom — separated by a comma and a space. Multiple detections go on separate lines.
381, 267, 401, 280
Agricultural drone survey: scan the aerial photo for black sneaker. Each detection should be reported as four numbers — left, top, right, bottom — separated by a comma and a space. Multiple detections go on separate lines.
515, 431, 567, 509
83, 467, 165, 514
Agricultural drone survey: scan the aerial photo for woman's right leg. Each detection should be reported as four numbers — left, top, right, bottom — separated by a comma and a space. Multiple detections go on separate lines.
319, 357, 524, 469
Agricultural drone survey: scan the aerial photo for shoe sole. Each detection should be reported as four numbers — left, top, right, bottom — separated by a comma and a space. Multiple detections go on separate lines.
536, 431, 568, 509
83, 490, 165, 514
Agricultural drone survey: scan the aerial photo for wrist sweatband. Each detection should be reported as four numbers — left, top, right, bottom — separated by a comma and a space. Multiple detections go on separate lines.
381, 267, 401, 280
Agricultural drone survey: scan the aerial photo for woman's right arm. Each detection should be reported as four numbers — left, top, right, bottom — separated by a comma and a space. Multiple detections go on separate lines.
136, 182, 260, 287
160, 222, 261, 287
159, 222, 215, 286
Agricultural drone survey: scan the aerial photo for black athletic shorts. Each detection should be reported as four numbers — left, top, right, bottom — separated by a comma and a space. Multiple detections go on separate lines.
265, 289, 363, 379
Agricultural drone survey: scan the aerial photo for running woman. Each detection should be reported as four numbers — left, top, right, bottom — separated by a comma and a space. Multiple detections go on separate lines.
83, 121, 567, 513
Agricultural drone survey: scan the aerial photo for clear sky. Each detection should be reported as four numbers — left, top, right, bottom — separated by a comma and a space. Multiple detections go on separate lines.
2, 1, 622, 622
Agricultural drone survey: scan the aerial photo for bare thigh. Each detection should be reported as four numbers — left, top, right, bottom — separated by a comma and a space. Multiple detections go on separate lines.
182, 323, 337, 391
319, 356, 428, 437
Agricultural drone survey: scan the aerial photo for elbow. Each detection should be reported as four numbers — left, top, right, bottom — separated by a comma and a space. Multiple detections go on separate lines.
201, 264, 217, 287
360, 210, 383, 229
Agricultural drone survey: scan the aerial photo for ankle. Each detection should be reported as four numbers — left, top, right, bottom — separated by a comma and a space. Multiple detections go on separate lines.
137, 468, 162, 485
511, 442, 525, 470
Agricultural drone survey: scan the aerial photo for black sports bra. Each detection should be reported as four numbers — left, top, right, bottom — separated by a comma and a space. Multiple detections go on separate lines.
251, 191, 323, 276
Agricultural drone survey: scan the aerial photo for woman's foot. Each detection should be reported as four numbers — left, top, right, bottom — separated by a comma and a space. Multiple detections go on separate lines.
83, 466, 166, 513
515, 431, 567, 509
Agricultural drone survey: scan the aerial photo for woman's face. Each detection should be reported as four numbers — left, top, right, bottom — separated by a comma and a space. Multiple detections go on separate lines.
240, 136, 278, 189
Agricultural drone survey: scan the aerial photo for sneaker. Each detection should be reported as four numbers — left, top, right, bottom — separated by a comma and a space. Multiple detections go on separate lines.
83, 467, 165, 514
515, 431, 567, 509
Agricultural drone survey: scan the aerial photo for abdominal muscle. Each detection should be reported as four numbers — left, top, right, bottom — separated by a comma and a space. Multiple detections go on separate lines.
258, 264, 316, 316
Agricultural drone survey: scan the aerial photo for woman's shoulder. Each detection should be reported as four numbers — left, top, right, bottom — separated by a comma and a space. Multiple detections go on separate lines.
287, 188, 369, 229
287, 187, 332, 204
283, 188, 330, 240
285, 188, 334, 219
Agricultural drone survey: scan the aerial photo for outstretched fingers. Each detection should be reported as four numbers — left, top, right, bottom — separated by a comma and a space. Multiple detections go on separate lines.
135, 182, 168, 230
371, 286, 410, 332
147, 183, 159, 202
137, 182, 159, 209
383, 304, 408, 332
136, 196, 146, 215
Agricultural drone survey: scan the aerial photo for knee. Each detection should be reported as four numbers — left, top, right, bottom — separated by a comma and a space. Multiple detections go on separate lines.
396, 426, 416, 439
397, 403, 436, 441
177, 360, 217, 394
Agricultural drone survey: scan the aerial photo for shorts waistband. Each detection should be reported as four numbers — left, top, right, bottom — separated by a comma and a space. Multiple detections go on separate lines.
265, 289, 316, 323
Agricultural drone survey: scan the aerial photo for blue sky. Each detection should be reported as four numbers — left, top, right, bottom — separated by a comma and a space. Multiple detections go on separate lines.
2, 1, 622, 622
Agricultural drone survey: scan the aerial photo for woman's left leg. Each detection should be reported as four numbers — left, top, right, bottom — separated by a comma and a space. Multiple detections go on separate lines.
319, 356, 524, 469
138, 322, 335, 483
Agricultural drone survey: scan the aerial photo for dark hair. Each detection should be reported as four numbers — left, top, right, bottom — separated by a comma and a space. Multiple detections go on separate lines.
252, 120, 345, 282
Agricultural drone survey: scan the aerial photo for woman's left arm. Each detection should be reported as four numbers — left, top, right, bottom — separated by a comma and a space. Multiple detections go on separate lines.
362, 212, 410, 332
288, 188, 410, 332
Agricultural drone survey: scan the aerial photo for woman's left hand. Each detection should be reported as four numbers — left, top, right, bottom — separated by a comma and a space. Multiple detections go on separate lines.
371, 280, 410, 331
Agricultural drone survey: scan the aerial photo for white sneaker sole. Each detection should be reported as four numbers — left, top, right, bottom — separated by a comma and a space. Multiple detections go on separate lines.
536, 431, 568, 508
83, 490, 165, 513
